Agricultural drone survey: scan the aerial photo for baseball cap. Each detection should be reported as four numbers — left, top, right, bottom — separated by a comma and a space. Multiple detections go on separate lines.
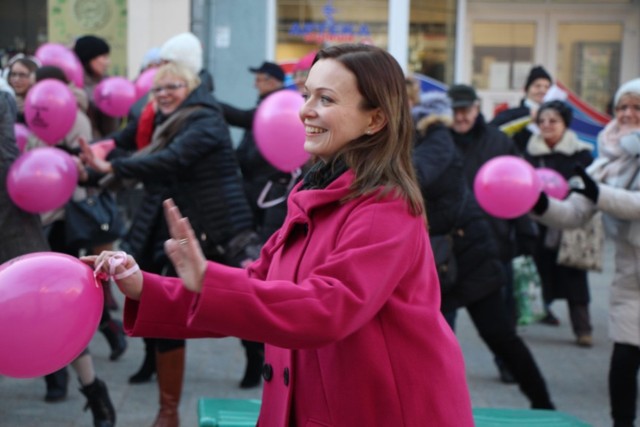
249, 61, 285, 82
447, 84, 479, 108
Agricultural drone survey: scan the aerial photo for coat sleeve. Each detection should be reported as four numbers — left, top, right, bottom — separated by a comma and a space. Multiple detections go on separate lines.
111, 110, 229, 181
187, 199, 429, 349
597, 185, 640, 221
219, 102, 255, 128
123, 271, 226, 339
534, 192, 596, 228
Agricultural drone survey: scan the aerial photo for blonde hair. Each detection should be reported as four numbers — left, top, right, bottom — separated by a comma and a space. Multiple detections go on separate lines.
153, 62, 200, 93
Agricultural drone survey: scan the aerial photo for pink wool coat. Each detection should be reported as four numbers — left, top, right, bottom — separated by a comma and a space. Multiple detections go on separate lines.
124, 170, 473, 427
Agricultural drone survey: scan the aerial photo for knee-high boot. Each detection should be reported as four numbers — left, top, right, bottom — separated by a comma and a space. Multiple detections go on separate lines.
152, 347, 185, 427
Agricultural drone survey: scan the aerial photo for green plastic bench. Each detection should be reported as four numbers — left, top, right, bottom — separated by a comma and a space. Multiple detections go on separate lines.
197, 399, 593, 427
198, 398, 261, 427
473, 408, 592, 427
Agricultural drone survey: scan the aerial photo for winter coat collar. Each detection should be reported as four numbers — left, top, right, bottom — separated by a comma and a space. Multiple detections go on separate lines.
527, 129, 592, 156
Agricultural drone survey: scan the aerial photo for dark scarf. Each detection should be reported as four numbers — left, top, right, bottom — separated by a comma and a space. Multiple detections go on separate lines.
301, 158, 348, 191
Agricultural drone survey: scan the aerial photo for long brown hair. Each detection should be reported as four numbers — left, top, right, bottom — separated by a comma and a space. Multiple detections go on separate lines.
314, 44, 424, 216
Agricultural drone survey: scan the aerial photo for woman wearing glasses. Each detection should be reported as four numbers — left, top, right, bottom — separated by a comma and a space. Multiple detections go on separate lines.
80, 61, 256, 427
6, 55, 40, 124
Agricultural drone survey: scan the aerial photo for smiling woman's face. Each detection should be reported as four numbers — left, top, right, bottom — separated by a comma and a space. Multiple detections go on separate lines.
299, 59, 378, 162
615, 93, 640, 128
151, 75, 189, 115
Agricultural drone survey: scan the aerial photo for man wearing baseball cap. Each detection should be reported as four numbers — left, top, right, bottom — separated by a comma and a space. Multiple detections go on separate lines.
218, 59, 290, 389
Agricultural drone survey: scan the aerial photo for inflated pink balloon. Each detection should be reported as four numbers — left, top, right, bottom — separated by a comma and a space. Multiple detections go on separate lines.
536, 167, 569, 200
90, 139, 115, 160
134, 67, 158, 100
7, 147, 78, 213
94, 77, 137, 117
0, 252, 103, 378
35, 42, 84, 88
474, 155, 542, 219
253, 90, 309, 172
14, 123, 31, 153
24, 79, 77, 145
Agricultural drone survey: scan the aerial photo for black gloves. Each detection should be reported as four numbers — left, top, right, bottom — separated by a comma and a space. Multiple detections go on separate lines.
531, 192, 549, 215
571, 165, 599, 203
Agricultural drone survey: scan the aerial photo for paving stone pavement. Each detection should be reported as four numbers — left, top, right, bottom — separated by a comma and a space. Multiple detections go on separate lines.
0, 239, 622, 426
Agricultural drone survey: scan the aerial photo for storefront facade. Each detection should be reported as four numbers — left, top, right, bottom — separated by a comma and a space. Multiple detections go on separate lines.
2, 0, 638, 118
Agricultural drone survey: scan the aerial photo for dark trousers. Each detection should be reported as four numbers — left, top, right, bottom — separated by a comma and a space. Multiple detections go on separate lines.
610, 342, 640, 427
466, 289, 554, 409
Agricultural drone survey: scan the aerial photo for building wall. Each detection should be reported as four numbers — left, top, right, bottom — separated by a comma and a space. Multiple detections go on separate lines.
127, 0, 191, 79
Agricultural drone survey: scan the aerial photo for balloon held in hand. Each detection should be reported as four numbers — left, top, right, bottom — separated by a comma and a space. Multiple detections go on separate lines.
474, 155, 542, 219
536, 167, 569, 200
0, 252, 103, 378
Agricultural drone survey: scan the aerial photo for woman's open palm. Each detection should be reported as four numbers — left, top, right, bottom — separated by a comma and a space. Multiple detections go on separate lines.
163, 199, 207, 293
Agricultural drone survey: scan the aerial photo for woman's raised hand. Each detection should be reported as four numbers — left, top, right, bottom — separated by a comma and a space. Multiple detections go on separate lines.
78, 137, 113, 174
80, 251, 143, 300
163, 199, 207, 293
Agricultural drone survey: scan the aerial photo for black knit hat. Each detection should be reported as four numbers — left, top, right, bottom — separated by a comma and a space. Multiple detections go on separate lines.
73, 35, 110, 65
524, 66, 552, 91
537, 100, 573, 127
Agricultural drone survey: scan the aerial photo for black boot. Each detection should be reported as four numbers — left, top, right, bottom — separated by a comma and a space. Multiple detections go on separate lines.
239, 340, 264, 389
99, 319, 127, 361
44, 367, 69, 402
129, 338, 156, 384
79, 377, 116, 427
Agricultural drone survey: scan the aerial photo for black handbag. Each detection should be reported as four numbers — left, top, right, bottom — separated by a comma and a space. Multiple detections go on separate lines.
64, 191, 125, 248
430, 233, 458, 293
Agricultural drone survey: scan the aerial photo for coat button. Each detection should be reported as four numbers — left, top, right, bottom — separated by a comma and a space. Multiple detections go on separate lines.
262, 363, 273, 382
283, 367, 290, 386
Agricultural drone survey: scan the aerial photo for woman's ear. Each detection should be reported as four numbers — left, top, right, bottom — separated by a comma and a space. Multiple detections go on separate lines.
368, 108, 387, 134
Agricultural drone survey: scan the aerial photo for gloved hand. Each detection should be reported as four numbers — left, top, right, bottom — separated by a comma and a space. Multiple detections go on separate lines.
531, 191, 549, 215
571, 165, 599, 203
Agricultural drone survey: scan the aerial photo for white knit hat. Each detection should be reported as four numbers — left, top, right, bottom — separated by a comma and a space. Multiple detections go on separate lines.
159, 32, 203, 75
614, 78, 640, 107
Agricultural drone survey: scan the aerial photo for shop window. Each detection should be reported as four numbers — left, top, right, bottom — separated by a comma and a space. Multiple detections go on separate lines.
408, 0, 457, 84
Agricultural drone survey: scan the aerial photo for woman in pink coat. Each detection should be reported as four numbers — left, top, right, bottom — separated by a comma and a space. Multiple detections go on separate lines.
86, 44, 473, 427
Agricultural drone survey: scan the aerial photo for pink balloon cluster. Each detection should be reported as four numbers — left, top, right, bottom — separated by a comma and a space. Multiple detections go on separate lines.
35, 43, 84, 88
94, 77, 137, 117
24, 79, 78, 145
473, 156, 542, 219
0, 252, 103, 378
253, 90, 309, 172
7, 147, 78, 213
536, 167, 570, 200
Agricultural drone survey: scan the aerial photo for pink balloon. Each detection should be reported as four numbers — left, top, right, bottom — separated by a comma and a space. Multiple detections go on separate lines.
94, 77, 137, 117
24, 79, 77, 145
253, 90, 309, 172
90, 139, 115, 160
473, 155, 542, 219
7, 147, 78, 213
35, 43, 84, 88
13, 123, 31, 153
134, 67, 158, 100
0, 252, 103, 378
536, 167, 569, 200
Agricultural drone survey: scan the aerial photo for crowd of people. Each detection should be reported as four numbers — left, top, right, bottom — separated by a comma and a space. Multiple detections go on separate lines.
1, 31, 640, 427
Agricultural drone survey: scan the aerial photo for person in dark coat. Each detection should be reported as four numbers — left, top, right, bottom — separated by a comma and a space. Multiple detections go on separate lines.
522, 100, 595, 344
412, 91, 555, 410
448, 83, 539, 383
490, 65, 553, 152
219, 61, 298, 388
81, 62, 255, 427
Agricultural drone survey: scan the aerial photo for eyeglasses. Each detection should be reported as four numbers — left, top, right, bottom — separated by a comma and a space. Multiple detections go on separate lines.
150, 83, 187, 94
8, 71, 32, 79
615, 104, 640, 113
